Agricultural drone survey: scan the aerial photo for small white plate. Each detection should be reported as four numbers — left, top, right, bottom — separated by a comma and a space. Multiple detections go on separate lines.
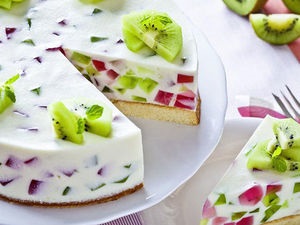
0, 27, 227, 225
142, 118, 262, 225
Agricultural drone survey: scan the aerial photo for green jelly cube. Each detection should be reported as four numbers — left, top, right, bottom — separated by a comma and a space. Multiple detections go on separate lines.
86, 64, 98, 76
139, 77, 158, 94
118, 75, 140, 89
132, 95, 147, 102
71, 51, 91, 65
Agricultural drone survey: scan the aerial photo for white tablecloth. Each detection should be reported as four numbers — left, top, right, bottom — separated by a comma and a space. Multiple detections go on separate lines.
174, 0, 300, 119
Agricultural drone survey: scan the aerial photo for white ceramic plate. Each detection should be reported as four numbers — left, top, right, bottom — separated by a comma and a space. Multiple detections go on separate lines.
141, 118, 262, 225
0, 30, 227, 225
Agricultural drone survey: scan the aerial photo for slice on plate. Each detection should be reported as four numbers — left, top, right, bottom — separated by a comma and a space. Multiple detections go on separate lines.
200, 116, 300, 225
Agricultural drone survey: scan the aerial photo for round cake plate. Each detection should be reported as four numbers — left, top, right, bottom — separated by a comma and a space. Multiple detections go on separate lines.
0, 30, 227, 225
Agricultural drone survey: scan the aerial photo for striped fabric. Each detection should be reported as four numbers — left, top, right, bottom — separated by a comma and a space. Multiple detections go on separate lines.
263, 0, 300, 62
100, 213, 143, 225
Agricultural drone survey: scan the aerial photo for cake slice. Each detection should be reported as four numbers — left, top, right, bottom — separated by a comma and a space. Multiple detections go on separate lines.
0, 36, 143, 206
200, 116, 300, 225
24, 0, 200, 125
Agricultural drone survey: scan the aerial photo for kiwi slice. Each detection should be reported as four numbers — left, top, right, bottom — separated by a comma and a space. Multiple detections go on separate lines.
48, 101, 84, 144
223, 0, 267, 16
247, 140, 273, 170
0, 0, 12, 9
63, 98, 112, 137
273, 118, 300, 149
122, 10, 183, 62
0, 74, 20, 114
249, 13, 300, 45
283, 0, 300, 14
281, 147, 300, 161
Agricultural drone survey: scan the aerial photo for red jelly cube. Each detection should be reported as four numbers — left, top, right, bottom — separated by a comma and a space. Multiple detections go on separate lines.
46, 46, 66, 56
154, 90, 173, 106
239, 185, 263, 206
24, 157, 38, 166
0, 178, 16, 186
28, 179, 44, 195
202, 199, 216, 218
5, 155, 23, 170
212, 217, 228, 225
266, 184, 282, 194
92, 59, 106, 71
177, 74, 194, 83
5, 27, 17, 40
174, 93, 195, 109
236, 216, 253, 225
107, 69, 119, 80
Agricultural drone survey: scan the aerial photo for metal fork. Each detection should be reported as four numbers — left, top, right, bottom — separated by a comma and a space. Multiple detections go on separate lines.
272, 85, 300, 122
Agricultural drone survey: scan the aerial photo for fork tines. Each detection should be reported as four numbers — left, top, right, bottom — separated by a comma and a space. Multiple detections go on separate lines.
272, 85, 300, 121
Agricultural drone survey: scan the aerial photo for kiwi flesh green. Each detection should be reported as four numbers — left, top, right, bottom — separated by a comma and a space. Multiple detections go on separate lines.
63, 98, 112, 137
281, 147, 300, 161
247, 140, 273, 170
249, 13, 300, 45
272, 117, 300, 149
223, 0, 267, 16
48, 101, 84, 144
122, 10, 182, 62
283, 0, 300, 14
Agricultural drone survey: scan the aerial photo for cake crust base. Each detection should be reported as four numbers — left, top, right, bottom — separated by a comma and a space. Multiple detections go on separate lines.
264, 214, 300, 225
0, 183, 143, 207
112, 95, 201, 126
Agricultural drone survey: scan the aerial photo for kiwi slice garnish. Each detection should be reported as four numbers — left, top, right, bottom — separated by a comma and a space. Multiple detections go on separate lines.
250, 13, 300, 45
272, 117, 300, 149
247, 118, 300, 173
48, 101, 84, 144
283, 0, 300, 14
223, 0, 267, 16
0, 74, 19, 114
48, 99, 112, 144
122, 10, 183, 62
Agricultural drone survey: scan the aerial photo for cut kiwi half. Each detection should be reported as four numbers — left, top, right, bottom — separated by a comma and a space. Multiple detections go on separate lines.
122, 10, 183, 62
247, 140, 273, 170
273, 117, 300, 149
249, 13, 300, 45
48, 101, 84, 144
283, 0, 300, 14
48, 98, 112, 144
63, 98, 112, 137
223, 0, 267, 16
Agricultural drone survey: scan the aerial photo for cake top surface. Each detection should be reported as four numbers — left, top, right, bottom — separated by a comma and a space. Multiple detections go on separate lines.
23, 0, 197, 72
0, 41, 140, 151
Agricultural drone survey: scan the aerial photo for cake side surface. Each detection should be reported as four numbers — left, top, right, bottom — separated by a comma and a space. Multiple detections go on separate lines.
0, 37, 144, 205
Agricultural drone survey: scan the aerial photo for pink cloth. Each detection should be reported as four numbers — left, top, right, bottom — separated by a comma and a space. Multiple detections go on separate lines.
263, 0, 300, 62
100, 213, 143, 225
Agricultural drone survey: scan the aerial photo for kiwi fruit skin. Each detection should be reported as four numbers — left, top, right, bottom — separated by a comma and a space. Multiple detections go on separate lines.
250, 13, 300, 45
122, 10, 183, 62
223, 0, 267, 16
283, 0, 300, 14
